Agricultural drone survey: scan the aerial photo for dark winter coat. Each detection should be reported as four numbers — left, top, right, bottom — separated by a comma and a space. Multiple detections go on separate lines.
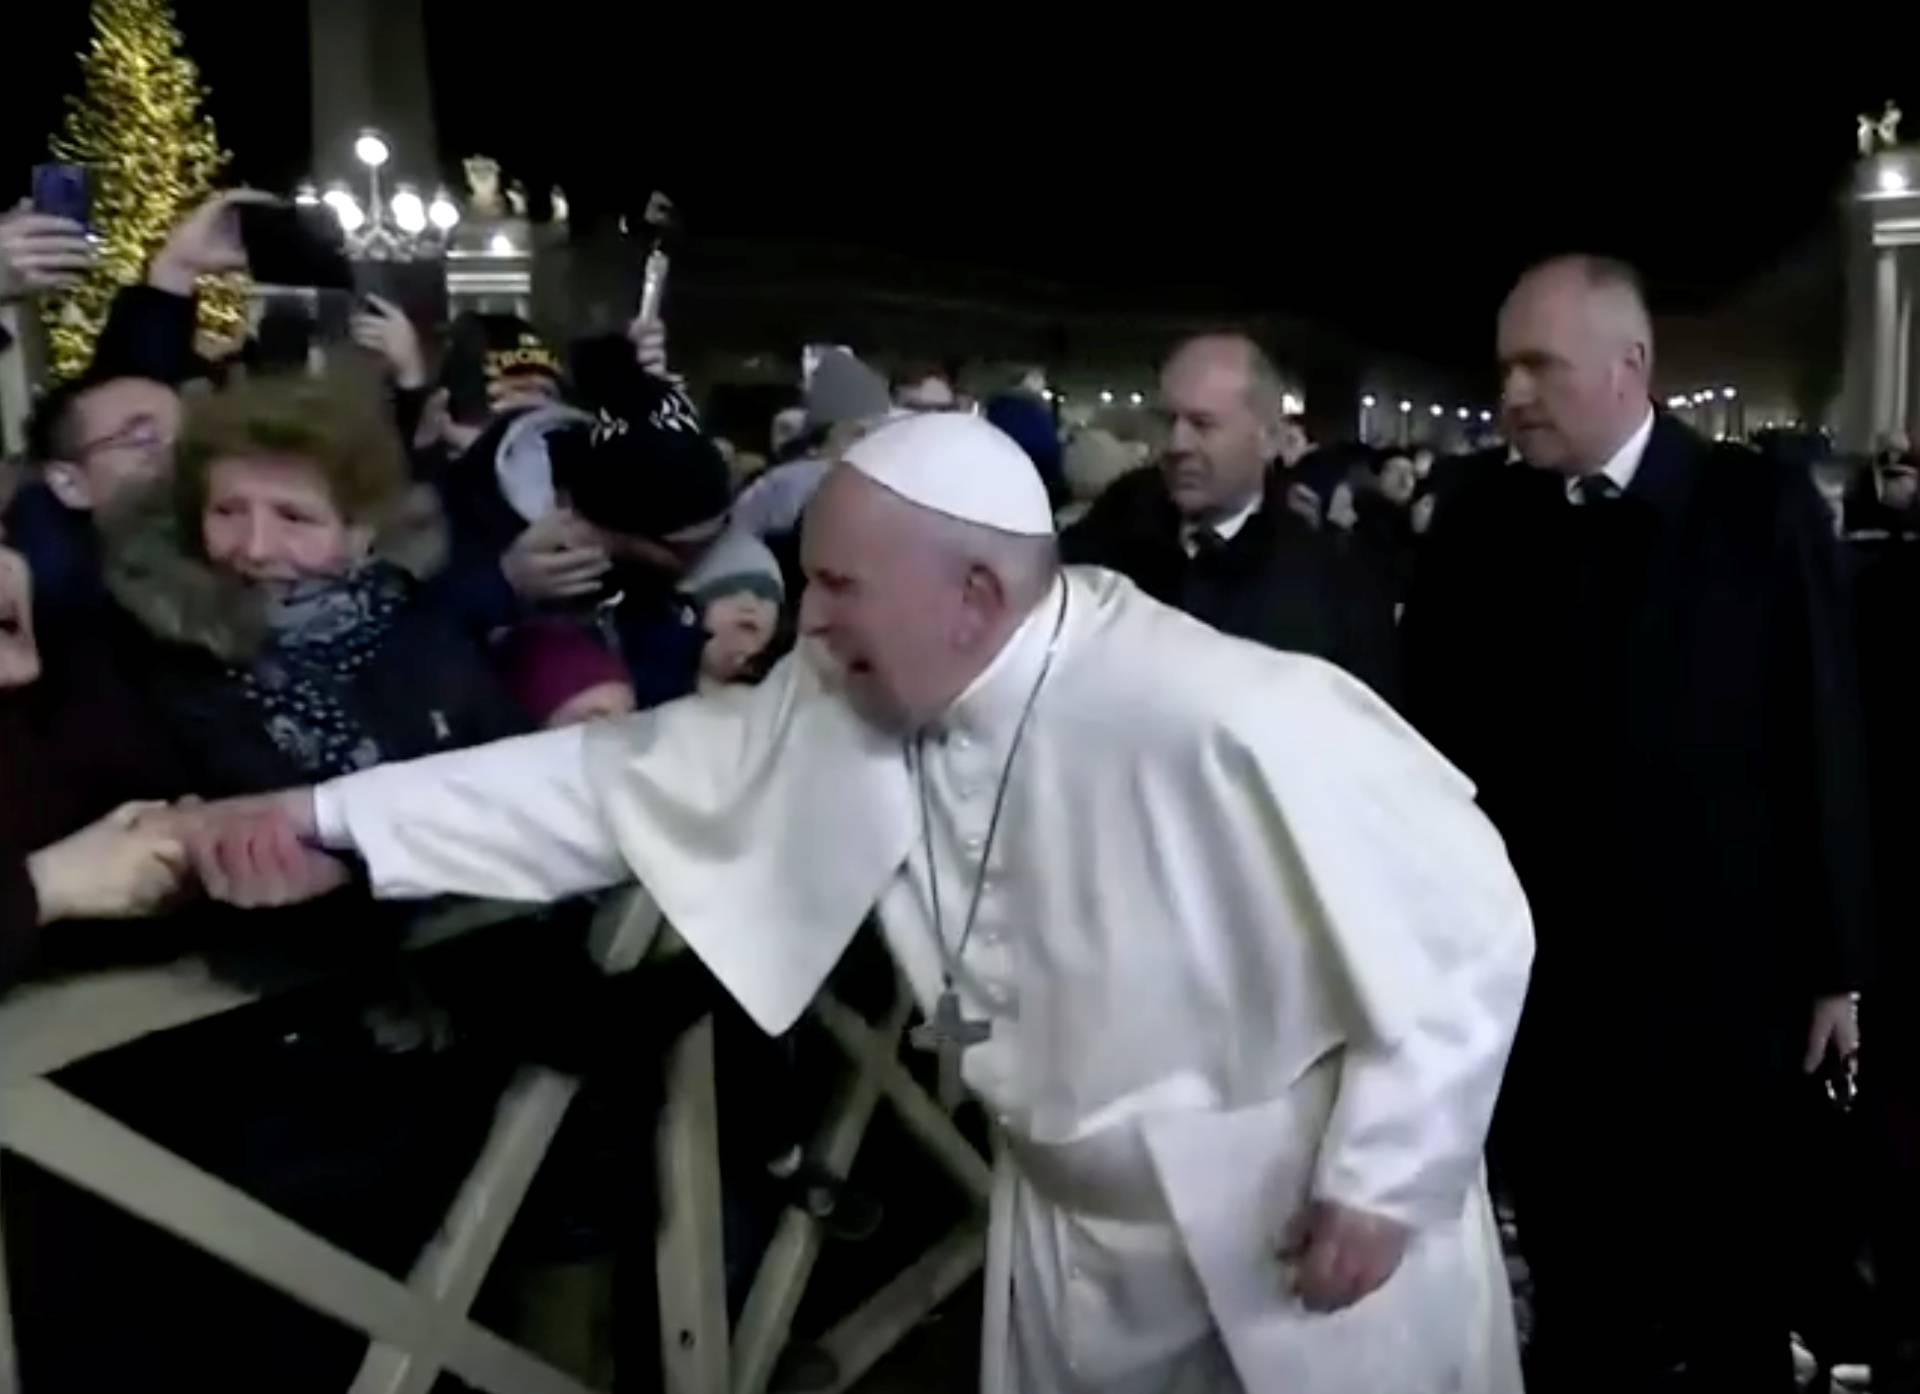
2, 480, 108, 627
1399, 414, 1872, 1376
103, 492, 528, 798
1060, 465, 1402, 702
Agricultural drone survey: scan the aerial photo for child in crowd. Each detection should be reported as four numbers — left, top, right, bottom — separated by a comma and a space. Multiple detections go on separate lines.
493, 619, 636, 728
679, 530, 786, 695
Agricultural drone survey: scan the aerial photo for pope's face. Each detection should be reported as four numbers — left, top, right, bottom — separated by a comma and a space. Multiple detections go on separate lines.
799, 467, 976, 734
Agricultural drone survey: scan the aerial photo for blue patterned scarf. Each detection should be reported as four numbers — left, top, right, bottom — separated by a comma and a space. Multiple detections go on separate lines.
235, 562, 411, 778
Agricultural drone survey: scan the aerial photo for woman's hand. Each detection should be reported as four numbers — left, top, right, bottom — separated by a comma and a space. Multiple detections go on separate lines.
26, 801, 191, 924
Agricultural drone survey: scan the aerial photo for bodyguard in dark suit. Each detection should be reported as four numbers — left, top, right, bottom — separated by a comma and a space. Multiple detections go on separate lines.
1402, 256, 1870, 1392
1849, 537, 1920, 1386
1062, 334, 1400, 701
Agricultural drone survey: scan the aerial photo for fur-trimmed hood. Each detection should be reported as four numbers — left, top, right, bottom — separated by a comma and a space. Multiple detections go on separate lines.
100, 481, 425, 666
101, 481, 268, 666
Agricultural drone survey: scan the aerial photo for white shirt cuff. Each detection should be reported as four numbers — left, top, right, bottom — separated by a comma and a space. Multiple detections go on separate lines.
312, 780, 352, 850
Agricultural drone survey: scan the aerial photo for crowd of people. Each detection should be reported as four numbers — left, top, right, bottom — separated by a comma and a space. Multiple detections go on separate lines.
1, 187, 1917, 1394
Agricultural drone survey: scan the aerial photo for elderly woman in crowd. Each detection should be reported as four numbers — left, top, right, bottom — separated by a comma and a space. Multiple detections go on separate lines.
0, 518, 190, 990
107, 366, 527, 796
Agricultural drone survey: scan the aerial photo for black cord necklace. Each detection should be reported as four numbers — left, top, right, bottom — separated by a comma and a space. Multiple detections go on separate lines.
907, 583, 1070, 1105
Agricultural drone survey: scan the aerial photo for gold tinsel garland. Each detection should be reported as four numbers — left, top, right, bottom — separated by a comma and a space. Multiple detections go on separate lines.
40, 0, 248, 380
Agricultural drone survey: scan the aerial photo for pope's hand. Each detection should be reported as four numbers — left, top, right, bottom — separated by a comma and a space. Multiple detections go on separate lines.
187, 789, 349, 908
1281, 1199, 1411, 1313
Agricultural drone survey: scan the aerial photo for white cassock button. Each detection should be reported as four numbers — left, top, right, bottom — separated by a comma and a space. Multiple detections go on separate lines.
952, 734, 972, 752
990, 983, 1013, 1006
964, 834, 984, 854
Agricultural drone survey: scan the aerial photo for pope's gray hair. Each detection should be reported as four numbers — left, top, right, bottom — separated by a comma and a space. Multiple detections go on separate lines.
923, 508, 1060, 609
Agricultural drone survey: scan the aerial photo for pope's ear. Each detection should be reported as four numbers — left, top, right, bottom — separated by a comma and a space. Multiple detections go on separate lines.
957, 561, 1011, 641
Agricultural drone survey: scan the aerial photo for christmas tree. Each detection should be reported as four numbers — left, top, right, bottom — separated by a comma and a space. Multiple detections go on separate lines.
41, 0, 245, 379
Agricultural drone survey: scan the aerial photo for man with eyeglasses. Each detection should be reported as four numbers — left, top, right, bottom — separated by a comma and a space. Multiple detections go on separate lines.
4, 193, 254, 625
6, 371, 183, 626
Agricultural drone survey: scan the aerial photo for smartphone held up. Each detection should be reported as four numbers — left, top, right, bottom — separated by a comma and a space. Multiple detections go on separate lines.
634, 189, 678, 326
31, 163, 91, 231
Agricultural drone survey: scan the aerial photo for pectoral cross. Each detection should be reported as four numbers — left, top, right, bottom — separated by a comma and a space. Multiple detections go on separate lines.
909, 988, 992, 1110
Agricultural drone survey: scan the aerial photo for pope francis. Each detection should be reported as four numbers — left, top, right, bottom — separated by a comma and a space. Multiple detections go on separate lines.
190, 411, 1534, 1394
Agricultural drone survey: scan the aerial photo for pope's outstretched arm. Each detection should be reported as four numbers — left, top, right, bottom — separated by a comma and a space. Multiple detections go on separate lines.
192, 726, 629, 908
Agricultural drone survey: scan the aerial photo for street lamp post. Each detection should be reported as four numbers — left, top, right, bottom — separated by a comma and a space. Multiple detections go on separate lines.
307, 129, 461, 262
354, 129, 389, 229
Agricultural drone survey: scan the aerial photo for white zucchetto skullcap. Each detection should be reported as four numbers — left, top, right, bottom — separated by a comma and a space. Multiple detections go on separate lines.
841, 412, 1055, 537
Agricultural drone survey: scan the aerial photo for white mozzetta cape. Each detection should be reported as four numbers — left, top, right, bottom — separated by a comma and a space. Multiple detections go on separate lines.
314, 568, 1533, 1393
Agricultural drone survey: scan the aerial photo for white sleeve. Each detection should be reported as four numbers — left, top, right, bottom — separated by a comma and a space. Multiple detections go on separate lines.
1234, 665, 1535, 1231
313, 726, 630, 902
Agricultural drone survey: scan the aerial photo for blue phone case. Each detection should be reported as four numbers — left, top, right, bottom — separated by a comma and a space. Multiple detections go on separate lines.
31, 163, 91, 230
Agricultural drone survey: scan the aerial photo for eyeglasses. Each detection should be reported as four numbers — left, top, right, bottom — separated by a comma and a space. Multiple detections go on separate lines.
75, 417, 168, 461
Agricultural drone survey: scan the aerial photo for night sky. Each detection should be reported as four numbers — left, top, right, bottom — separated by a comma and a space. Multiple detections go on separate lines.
4, 5, 1912, 370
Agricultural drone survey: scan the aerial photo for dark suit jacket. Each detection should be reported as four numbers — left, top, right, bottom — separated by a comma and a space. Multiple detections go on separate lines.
1402, 415, 1870, 1118
1851, 539, 1920, 1026
1060, 467, 1401, 702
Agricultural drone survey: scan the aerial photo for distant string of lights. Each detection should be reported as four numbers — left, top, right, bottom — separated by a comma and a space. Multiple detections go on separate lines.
1359, 393, 1494, 425
1665, 387, 1739, 408
1042, 388, 1139, 405
1040, 385, 1748, 430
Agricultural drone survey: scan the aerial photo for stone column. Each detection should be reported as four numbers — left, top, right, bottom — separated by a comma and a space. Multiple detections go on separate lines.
308, 0, 438, 189
1899, 251, 1916, 442
1875, 246, 1902, 446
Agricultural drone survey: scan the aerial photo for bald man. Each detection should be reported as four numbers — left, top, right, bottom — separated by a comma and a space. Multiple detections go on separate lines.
188, 412, 1532, 1393
1402, 255, 1871, 1392
1062, 334, 1399, 702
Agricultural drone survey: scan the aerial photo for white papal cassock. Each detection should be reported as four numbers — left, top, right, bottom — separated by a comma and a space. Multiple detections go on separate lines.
313, 566, 1533, 1394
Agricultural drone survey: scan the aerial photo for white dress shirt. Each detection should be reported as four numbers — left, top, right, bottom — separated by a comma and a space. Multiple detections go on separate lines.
1181, 492, 1262, 556
1565, 407, 1655, 503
